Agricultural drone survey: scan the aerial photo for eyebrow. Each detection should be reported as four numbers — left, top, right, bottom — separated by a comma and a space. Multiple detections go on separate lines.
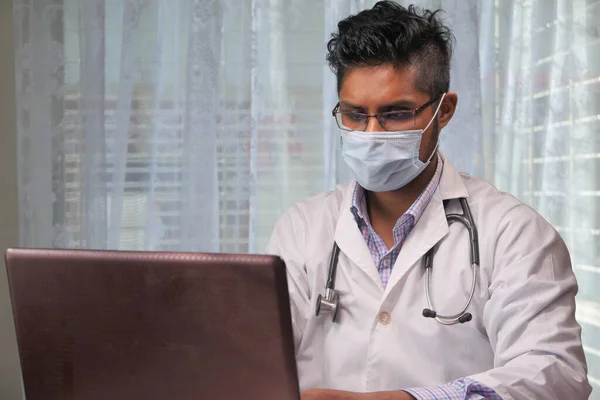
377, 100, 418, 110
338, 101, 366, 111
339, 99, 418, 112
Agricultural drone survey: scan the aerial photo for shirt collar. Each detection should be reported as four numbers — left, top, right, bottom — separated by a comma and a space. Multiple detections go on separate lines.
350, 153, 445, 228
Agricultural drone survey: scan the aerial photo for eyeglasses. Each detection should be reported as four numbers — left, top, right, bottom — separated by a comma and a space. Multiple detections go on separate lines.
332, 96, 441, 132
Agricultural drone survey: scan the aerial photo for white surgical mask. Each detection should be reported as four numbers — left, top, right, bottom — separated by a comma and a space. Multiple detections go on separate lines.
341, 93, 445, 192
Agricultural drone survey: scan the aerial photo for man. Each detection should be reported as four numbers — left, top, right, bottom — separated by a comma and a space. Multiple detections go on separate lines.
267, 2, 591, 399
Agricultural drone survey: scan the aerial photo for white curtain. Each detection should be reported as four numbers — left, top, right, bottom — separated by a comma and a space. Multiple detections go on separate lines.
14, 0, 328, 253
12, 0, 599, 394
478, 0, 600, 394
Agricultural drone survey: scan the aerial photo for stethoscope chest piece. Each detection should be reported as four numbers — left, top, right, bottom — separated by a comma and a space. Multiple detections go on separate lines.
315, 242, 342, 322
315, 288, 339, 322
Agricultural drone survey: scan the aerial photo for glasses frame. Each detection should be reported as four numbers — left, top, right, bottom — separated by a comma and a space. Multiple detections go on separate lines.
331, 95, 442, 132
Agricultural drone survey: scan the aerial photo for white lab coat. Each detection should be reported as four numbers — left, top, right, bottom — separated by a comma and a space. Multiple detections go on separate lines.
266, 155, 591, 400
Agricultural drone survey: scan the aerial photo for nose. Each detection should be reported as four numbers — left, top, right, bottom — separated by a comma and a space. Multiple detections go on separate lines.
365, 115, 384, 132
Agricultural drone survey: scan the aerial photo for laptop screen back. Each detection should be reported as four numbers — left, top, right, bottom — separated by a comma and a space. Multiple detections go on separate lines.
5, 248, 300, 400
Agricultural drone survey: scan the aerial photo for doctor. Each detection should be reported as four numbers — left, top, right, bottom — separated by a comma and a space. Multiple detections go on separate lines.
267, 2, 591, 400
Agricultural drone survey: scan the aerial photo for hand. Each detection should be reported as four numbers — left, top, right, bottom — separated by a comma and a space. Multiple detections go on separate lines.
301, 388, 416, 400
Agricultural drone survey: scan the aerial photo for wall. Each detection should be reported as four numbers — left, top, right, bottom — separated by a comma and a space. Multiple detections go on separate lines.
0, 0, 23, 398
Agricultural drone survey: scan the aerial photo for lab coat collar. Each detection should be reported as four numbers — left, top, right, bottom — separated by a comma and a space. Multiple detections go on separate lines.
384, 153, 469, 294
333, 153, 469, 295
334, 183, 384, 292
437, 153, 469, 201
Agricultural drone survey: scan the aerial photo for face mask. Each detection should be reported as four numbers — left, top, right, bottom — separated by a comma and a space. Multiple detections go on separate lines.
341, 93, 446, 192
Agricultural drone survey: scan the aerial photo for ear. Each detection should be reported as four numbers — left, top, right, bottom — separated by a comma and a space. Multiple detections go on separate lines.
438, 92, 458, 129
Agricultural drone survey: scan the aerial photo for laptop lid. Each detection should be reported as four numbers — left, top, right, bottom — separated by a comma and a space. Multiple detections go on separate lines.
5, 248, 300, 400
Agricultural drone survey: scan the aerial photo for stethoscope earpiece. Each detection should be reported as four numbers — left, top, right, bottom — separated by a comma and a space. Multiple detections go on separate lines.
422, 308, 437, 318
458, 313, 472, 324
423, 308, 472, 324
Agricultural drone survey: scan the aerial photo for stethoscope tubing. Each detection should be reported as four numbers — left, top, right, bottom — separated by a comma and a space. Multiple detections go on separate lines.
316, 197, 480, 326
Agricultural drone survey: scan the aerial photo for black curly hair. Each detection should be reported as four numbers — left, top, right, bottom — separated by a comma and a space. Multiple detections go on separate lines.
326, 1, 454, 97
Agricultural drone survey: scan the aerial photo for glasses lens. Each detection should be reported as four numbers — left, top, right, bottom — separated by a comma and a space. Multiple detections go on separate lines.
336, 112, 367, 131
380, 112, 415, 131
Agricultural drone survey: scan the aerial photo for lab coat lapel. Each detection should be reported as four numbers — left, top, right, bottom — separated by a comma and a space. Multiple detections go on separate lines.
334, 183, 384, 291
383, 189, 448, 294
383, 155, 469, 294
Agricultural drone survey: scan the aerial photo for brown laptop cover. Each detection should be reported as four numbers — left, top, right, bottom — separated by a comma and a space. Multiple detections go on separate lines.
5, 248, 300, 400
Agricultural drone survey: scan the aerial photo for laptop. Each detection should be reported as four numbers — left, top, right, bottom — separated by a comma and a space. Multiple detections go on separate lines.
5, 248, 300, 400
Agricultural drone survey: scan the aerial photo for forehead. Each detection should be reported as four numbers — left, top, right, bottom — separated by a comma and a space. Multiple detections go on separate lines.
339, 64, 427, 106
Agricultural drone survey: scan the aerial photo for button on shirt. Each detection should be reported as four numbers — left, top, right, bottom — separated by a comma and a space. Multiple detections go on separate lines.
349, 153, 502, 400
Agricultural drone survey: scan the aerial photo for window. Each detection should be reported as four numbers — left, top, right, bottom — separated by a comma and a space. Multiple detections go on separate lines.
59, 0, 326, 252
491, 0, 600, 392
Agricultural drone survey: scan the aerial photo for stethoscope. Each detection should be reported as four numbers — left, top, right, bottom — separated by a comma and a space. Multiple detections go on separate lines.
315, 197, 480, 325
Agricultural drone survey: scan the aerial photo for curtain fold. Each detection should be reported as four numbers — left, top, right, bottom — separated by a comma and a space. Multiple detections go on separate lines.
179, 0, 221, 252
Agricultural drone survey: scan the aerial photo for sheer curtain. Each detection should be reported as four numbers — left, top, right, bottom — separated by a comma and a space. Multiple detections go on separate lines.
478, 1, 600, 394
12, 0, 599, 395
14, 0, 327, 253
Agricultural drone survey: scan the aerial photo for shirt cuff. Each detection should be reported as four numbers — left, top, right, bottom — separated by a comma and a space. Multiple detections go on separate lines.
404, 377, 503, 399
